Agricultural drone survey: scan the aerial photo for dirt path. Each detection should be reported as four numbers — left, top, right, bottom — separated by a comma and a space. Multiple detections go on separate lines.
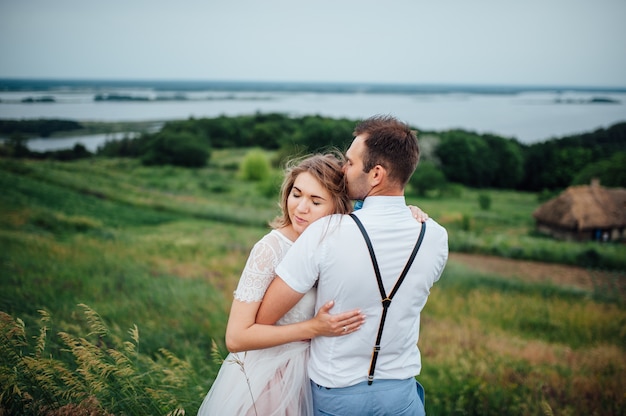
449, 252, 625, 297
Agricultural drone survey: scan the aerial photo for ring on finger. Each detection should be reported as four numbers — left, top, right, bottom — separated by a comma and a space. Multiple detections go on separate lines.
343, 326, 347, 332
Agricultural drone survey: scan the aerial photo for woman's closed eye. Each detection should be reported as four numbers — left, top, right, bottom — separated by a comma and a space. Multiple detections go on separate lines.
294, 194, 321, 206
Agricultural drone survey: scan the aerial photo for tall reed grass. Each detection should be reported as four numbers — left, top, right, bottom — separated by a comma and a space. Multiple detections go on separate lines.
0, 304, 202, 415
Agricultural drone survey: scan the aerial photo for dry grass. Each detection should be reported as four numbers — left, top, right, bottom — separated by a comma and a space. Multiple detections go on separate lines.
0, 307, 196, 416
450, 252, 626, 298
421, 317, 626, 414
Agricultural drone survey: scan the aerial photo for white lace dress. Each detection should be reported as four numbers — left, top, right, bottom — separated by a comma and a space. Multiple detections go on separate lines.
198, 230, 316, 416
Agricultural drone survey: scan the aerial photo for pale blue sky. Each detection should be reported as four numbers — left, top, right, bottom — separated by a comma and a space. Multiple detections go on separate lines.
1, 0, 625, 87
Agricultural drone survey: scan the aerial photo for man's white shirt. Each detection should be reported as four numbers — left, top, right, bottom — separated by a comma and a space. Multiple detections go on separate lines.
276, 196, 448, 388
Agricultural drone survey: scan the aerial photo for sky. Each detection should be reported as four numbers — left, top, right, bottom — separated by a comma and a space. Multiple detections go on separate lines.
1, 0, 625, 87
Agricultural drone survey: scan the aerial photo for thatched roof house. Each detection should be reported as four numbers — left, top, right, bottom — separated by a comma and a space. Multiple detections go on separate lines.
532, 180, 626, 242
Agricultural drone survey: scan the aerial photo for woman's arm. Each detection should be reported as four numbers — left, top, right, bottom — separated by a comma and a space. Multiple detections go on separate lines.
225, 298, 364, 353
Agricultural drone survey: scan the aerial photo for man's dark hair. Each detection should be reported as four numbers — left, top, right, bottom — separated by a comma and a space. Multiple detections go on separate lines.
353, 115, 419, 187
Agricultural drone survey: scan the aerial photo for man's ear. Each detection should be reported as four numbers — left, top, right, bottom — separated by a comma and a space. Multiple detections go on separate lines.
369, 165, 385, 187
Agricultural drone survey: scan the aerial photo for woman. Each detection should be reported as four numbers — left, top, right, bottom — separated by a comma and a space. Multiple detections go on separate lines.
198, 153, 426, 415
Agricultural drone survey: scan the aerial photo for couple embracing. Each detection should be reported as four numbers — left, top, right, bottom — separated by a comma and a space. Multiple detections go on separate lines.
199, 115, 448, 416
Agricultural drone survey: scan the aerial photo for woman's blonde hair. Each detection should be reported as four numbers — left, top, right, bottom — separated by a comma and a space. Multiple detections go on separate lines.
270, 152, 352, 229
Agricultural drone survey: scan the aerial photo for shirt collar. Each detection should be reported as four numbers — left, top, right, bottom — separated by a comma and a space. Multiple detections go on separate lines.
360, 196, 406, 209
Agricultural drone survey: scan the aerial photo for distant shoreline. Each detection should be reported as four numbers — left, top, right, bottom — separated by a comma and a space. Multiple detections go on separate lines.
2, 80, 625, 145
2, 78, 626, 95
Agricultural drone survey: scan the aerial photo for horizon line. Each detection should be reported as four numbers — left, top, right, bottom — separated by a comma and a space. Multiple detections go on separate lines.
1, 77, 625, 93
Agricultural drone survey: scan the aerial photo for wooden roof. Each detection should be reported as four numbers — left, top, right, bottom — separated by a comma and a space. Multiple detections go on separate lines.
532, 184, 626, 231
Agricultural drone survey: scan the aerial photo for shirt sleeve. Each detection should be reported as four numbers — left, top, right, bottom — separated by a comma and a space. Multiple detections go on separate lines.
233, 233, 284, 302
432, 222, 449, 283
276, 216, 335, 293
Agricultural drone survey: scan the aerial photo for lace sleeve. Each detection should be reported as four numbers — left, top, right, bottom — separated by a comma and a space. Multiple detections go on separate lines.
233, 233, 287, 303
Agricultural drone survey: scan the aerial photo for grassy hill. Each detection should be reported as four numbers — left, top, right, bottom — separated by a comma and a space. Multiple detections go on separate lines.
1, 154, 624, 415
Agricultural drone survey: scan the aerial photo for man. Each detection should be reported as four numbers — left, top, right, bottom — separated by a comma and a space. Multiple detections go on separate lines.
257, 115, 448, 415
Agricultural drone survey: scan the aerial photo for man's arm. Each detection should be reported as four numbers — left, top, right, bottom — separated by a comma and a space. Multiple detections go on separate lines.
256, 276, 305, 324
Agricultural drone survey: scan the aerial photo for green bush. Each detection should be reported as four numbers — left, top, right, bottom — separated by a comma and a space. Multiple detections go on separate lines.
461, 214, 473, 231
141, 131, 210, 167
537, 188, 560, 203
572, 151, 626, 188
257, 170, 284, 198
239, 149, 271, 181
478, 193, 492, 210
409, 160, 447, 197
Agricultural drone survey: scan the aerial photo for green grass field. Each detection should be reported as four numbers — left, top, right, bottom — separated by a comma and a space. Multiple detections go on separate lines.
1, 154, 624, 415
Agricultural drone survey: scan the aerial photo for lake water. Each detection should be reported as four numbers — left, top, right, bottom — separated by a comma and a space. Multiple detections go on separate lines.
24, 133, 138, 152
2, 81, 625, 151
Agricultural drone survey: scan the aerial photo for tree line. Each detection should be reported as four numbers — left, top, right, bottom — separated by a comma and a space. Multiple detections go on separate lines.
2, 115, 625, 192
0, 119, 82, 138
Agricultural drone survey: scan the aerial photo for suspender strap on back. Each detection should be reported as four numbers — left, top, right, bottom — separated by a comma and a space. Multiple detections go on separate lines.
349, 213, 426, 385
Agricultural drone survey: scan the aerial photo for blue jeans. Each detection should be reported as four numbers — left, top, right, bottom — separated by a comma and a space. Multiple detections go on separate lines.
311, 378, 426, 416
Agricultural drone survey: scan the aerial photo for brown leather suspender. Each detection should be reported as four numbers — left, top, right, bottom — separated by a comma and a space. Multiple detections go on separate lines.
349, 213, 426, 385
